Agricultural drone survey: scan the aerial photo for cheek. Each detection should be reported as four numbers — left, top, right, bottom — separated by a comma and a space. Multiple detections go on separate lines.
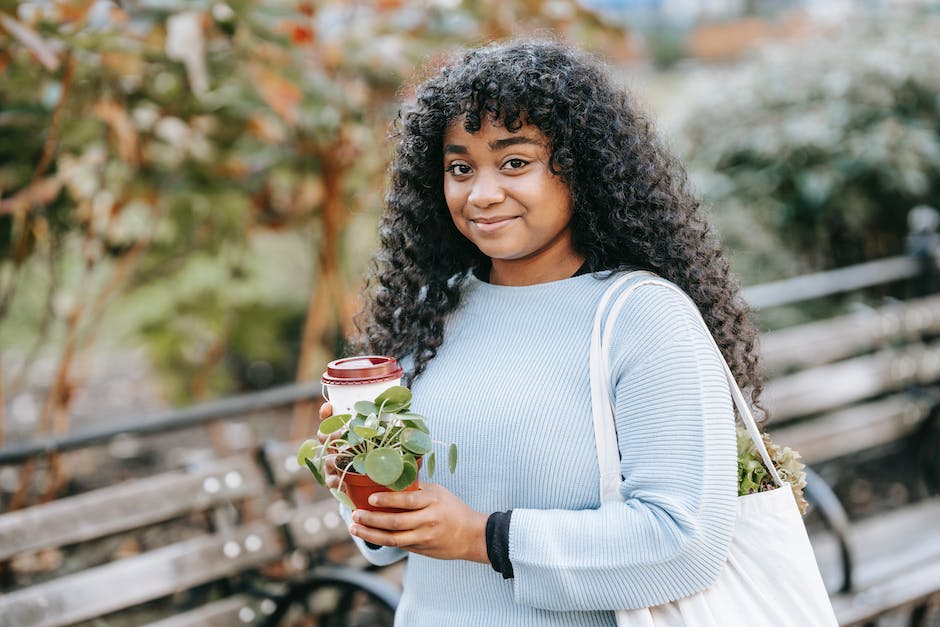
443, 182, 466, 218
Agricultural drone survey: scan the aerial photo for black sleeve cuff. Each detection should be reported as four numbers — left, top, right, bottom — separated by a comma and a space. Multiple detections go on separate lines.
485, 510, 514, 579
365, 541, 382, 550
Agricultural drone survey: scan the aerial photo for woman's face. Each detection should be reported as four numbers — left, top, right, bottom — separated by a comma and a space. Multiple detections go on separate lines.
442, 118, 583, 286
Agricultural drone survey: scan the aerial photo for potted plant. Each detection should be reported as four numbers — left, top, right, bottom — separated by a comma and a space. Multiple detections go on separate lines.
297, 385, 457, 512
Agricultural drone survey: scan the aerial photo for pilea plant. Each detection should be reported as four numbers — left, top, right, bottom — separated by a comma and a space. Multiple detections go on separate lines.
297, 386, 457, 509
737, 426, 808, 514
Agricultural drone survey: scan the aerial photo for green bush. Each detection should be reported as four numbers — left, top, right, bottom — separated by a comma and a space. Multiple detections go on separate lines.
678, 11, 940, 284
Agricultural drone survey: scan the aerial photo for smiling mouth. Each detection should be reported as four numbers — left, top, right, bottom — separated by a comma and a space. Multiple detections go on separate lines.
470, 217, 518, 233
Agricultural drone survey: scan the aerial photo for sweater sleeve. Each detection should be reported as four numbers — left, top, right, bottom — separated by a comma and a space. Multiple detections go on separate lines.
339, 505, 408, 567
507, 283, 738, 611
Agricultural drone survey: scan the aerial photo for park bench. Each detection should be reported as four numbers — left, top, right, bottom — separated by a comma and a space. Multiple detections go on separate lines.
0, 391, 400, 627
0, 206, 937, 626
745, 206, 940, 626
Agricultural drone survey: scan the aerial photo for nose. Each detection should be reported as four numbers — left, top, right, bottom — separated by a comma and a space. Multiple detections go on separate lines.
467, 170, 505, 209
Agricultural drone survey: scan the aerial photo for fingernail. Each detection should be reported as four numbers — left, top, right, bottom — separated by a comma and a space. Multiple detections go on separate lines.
348, 524, 357, 536
368, 495, 378, 505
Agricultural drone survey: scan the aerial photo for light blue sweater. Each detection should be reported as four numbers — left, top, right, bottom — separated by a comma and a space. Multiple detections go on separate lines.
347, 272, 738, 626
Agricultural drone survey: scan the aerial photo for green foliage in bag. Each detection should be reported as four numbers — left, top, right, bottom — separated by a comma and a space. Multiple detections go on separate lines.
737, 426, 808, 514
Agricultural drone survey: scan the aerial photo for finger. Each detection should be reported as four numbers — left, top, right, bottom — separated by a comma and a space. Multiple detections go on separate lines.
349, 523, 424, 550
317, 403, 334, 444
352, 508, 426, 532
324, 453, 338, 472
367, 489, 431, 511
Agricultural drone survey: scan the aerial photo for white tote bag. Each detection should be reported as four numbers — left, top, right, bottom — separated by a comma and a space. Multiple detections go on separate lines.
591, 272, 838, 627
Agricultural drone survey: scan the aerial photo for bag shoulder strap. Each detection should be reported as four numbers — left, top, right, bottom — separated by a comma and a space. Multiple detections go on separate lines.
590, 272, 784, 503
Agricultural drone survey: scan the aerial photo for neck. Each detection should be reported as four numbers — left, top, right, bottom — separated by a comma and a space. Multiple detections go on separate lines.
489, 252, 585, 286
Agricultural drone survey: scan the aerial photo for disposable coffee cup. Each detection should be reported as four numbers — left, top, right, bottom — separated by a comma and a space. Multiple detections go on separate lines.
321, 355, 404, 415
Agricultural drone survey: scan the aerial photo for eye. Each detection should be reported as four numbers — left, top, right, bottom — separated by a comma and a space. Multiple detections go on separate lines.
502, 158, 529, 171
445, 163, 472, 177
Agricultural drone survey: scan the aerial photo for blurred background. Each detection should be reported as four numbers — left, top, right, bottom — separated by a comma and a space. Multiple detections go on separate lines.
1, 0, 940, 625
2, 0, 938, 438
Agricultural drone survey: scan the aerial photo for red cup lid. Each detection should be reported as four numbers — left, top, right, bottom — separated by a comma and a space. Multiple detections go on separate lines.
321, 355, 403, 385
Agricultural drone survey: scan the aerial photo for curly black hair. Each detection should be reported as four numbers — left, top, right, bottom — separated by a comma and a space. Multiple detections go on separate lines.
351, 39, 766, 420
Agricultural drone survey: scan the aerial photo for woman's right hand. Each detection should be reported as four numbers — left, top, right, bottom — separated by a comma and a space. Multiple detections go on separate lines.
318, 402, 341, 490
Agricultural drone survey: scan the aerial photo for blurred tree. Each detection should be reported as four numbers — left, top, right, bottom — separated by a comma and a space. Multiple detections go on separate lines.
0, 0, 632, 454
678, 12, 940, 284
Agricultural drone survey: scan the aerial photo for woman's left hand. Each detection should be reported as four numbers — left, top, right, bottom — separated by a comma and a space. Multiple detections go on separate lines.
349, 483, 490, 564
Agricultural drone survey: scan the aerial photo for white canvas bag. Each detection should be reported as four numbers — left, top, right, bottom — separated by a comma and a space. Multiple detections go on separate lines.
591, 272, 838, 627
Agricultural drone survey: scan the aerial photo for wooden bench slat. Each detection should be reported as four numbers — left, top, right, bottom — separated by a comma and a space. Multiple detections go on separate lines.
762, 293, 940, 373
765, 339, 940, 421
0, 521, 283, 627
811, 498, 940, 594
142, 594, 269, 627
831, 559, 940, 626
0, 455, 266, 562
261, 439, 317, 488
769, 392, 932, 464
287, 498, 353, 551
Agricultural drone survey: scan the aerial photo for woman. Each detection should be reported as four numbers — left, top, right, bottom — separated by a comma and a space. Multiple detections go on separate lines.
319, 38, 765, 626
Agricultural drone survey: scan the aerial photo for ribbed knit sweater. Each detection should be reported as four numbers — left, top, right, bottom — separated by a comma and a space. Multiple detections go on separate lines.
346, 271, 738, 626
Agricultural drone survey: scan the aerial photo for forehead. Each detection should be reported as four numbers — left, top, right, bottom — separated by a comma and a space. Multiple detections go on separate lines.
442, 117, 551, 148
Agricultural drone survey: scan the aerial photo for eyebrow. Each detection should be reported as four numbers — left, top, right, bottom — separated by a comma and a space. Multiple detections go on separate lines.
443, 135, 543, 155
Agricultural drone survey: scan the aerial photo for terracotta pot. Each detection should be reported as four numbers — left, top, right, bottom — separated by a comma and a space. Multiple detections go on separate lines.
341, 459, 422, 513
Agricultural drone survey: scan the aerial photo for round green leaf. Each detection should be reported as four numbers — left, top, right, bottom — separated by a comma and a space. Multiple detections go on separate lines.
297, 439, 320, 466
401, 428, 432, 455
352, 453, 368, 474
353, 425, 378, 439
365, 447, 404, 486
354, 401, 378, 416
375, 386, 412, 413
400, 413, 429, 434
345, 416, 366, 444
387, 457, 418, 491
330, 488, 355, 510
448, 443, 458, 474
427, 451, 436, 478
319, 413, 352, 435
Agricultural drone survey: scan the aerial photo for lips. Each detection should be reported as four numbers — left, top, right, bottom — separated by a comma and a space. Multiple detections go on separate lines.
470, 216, 519, 233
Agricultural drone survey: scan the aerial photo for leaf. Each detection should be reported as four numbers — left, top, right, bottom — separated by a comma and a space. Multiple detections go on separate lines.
386, 457, 418, 491
365, 447, 404, 486
400, 413, 429, 433
94, 100, 139, 166
0, 15, 60, 72
401, 428, 432, 455
345, 416, 366, 444
374, 385, 411, 413
427, 452, 436, 478
319, 413, 352, 435
354, 401, 378, 416
448, 443, 458, 474
330, 488, 355, 510
250, 62, 302, 124
297, 438, 320, 466
304, 459, 325, 486
353, 425, 378, 439
352, 453, 367, 474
